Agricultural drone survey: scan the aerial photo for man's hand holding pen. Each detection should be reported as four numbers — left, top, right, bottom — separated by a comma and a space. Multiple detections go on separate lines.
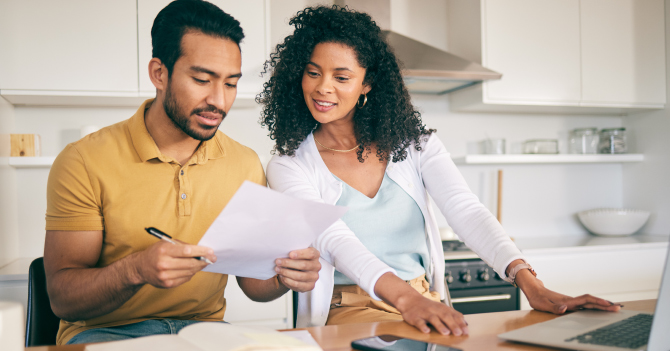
128, 240, 217, 289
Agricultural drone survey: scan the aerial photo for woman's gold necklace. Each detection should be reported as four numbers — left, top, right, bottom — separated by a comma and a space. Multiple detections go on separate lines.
314, 136, 360, 153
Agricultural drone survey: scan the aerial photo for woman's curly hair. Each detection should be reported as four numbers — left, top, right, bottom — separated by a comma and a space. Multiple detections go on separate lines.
256, 5, 434, 163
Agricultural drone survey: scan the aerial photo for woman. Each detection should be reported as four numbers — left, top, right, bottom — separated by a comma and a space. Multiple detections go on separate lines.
258, 5, 619, 335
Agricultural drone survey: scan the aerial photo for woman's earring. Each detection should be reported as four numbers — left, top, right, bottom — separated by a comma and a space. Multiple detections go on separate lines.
357, 93, 367, 109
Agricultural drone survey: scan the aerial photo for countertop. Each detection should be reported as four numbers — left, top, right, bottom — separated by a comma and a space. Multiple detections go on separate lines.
443, 233, 669, 260
0, 257, 33, 281
513, 233, 669, 253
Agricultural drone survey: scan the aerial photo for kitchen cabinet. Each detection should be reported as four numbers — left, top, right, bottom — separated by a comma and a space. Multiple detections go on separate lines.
447, 0, 666, 114
481, 0, 582, 105
0, 258, 32, 318
0, 0, 267, 107
0, 0, 139, 95
137, 0, 268, 98
580, 0, 666, 107
224, 276, 293, 329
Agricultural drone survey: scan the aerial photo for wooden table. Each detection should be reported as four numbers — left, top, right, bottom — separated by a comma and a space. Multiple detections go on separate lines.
27, 300, 656, 351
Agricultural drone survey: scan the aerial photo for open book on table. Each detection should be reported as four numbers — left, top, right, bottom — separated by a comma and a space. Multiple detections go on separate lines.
84, 322, 322, 351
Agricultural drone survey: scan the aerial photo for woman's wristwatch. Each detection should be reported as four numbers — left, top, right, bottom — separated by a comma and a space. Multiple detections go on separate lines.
504, 260, 537, 287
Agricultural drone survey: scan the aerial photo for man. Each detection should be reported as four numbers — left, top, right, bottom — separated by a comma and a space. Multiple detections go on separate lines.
43, 0, 320, 345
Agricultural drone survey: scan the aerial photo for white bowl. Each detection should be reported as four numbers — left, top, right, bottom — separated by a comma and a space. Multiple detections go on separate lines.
577, 208, 650, 236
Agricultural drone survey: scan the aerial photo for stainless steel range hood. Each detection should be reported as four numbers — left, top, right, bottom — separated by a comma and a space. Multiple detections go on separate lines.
382, 30, 502, 95
335, 0, 502, 95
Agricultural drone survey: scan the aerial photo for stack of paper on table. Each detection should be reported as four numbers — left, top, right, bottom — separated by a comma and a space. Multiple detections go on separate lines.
85, 323, 322, 351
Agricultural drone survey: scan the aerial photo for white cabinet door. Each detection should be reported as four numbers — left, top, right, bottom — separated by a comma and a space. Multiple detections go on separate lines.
580, 0, 666, 107
0, 0, 138, 93
138, 0, 267, 97
0, 280, 28, 317
482, 0, 581, 105
223, 276, 292, 329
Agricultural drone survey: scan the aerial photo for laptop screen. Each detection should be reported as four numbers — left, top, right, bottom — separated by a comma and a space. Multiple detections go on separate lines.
647, 239, 670, 351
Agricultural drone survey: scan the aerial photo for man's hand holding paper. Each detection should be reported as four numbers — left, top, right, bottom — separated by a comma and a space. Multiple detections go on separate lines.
198, 181, 347, 283
275, 247, 321, 292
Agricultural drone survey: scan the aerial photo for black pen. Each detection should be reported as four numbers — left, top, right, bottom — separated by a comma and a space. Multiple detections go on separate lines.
145, 227, 213, 265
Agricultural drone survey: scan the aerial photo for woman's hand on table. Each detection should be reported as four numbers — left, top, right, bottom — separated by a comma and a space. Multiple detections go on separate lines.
376, 272, 469, 336
515, 269, 622, 314
396, 293, 470, 336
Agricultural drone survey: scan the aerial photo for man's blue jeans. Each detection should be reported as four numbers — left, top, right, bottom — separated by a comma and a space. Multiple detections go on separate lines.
66, 319, 225, 344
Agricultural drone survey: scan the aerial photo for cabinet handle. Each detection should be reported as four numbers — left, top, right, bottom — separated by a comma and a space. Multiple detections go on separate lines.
451, 294, 512, 304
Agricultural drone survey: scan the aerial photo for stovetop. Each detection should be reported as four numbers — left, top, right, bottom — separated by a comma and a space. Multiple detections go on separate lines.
442, 240, 479, 260
442, 240, 471, 252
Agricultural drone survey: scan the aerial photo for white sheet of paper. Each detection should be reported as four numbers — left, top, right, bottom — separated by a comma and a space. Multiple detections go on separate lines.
85, 323, 322, 351
199, 181, 347, 279
279, 330, 320, 347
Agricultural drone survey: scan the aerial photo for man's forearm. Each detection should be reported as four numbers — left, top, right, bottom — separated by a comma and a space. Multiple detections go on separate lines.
48, 254, 143, 321
236, 276, 289, 302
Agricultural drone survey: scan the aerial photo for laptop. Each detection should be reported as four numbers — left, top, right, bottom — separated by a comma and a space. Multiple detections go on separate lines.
498, 240, 670, 351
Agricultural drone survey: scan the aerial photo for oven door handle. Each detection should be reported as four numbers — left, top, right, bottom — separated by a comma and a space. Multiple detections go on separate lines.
450, 294, 512, 304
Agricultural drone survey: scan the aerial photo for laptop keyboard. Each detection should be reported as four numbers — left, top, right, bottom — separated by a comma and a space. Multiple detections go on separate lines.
565, 313, 653, 349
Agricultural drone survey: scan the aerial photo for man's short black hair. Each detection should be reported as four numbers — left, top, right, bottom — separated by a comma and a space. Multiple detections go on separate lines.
151, 0, 244, 76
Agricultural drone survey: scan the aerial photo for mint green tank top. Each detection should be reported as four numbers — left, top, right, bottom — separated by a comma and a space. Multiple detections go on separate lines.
333, 173, 429, 285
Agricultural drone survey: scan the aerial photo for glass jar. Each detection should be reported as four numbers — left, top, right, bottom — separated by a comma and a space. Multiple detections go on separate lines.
523, 139, 558, 154
482, 138, 506, 154
598, 128, 627, 154
569, 128, 599, 154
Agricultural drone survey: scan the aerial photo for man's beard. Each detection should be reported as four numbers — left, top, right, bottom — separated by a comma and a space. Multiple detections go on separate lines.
163, 82, 226, 141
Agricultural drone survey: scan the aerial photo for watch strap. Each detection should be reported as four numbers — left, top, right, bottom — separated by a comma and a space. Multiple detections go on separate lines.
504, 261, 537, 287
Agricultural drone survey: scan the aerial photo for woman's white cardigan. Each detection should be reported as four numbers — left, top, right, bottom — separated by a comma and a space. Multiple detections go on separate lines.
266, 133, 524, 328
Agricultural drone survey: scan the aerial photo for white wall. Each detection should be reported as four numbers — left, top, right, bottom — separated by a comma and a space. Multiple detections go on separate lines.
621, 1, 670, 236
414, 95, 627, 238
269, 0, 330, 48
0, 97, 18, 267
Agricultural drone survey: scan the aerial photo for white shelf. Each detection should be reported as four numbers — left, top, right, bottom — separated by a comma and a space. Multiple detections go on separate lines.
452, 154, 644, 164
0, 90, 259, 109
7, 154, 646, 168
8, 157, 56, 168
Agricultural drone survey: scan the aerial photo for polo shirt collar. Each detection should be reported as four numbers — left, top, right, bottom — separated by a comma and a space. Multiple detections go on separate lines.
129, 99, 225, 164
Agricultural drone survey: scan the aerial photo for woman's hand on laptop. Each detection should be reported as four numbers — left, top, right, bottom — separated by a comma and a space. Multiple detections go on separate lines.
515, 269, 622, 314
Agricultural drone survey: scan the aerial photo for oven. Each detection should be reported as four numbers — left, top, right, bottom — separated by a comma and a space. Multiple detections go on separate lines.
443, 241, 519, 314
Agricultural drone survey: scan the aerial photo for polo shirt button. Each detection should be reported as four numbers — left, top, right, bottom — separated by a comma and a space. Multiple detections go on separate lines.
408, 183, 414, 188
181, 193, 187, 199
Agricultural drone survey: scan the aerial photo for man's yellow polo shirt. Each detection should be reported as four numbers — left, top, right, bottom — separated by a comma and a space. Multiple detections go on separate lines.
46, 99, 266, 345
